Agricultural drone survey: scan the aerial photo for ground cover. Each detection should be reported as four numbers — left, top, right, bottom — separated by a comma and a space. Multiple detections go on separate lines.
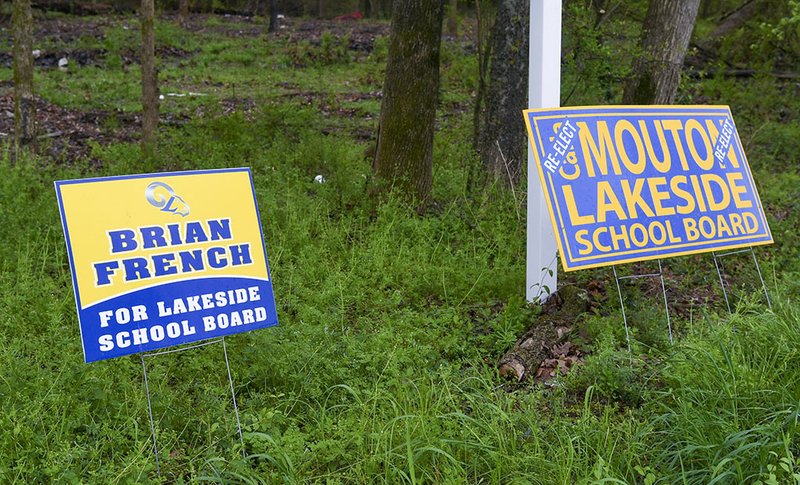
1, 8, 799, 484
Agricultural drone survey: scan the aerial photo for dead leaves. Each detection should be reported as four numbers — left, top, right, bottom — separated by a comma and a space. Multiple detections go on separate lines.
533, 340, 584, 386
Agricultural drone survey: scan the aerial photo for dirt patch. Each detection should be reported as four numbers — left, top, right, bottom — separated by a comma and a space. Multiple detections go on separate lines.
219, 97, 257, 116
0, 96, 181, 163
0, 94, 137, 162
118, 45, 196, 67
0, 49, 106, 69
277, 86, 379, 121
282, 18, 390, 53
177, 13, 266, 37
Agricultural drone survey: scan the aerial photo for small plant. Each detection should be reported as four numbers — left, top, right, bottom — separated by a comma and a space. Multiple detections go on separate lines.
754, 444, 800, 485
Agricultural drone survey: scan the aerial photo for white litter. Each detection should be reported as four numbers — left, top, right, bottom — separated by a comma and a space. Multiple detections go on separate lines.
165, 92, 207, 97
314, 175, 326, 184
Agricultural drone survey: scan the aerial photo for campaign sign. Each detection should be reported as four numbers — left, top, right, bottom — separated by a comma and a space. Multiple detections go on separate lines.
55, 168, 278, 362
523, 106, 772, 271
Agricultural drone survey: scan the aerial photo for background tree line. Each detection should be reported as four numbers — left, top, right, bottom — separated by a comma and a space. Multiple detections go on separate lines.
10, 0, 800, 202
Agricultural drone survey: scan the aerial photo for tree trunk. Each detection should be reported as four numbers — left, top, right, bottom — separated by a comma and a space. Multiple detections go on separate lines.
478, 0, 528, 186
697, 0, 761, 52
622, 0, 701, 104
179, 0, 189, 25
141, 0, 158, 157
373, 0, 444, 205
447, 0, 457, 37
13, 0, 35, 149
267, 0, 279, 33
470, 0, 494, 150
378, 0, 392, 19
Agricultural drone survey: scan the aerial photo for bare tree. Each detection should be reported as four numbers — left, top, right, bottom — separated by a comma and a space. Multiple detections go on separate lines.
478, 0, 528, 186
179, 0, 189, 26
623, 0, 702, 104
471, 0, 495, 150
141, 0, 159, 156
697, 0, 762, 53
373, 0, 444, 205
268, 0, 279, 33
447, 0, 458, 37
13, 0, 35, 149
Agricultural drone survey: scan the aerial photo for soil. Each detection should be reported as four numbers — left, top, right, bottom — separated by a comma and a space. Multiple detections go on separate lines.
0, 93, 133, 162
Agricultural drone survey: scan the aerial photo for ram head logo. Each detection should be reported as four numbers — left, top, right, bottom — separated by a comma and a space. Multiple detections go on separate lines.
145, 181, 190, 217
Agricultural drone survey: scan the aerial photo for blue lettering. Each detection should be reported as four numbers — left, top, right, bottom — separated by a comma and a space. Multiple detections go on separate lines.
123, 258, 151, 281
229, 243, 252, 266
108, 229, 137, 253
185, 222, 208, 244
94, 261, 119, 285
152, 253, 177, 276
208, 218, 233, 241
179, 249, 205, 272
207, 247, 227, 268
141, 226, 167, 249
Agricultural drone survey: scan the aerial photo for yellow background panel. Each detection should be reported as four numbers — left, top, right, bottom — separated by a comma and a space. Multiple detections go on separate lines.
58, 170, 269, 308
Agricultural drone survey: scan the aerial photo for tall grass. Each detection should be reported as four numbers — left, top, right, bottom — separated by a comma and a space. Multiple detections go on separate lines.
2, 9, 800, 484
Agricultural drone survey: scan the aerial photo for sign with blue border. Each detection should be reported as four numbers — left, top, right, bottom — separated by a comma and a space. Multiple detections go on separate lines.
55, 168, 278, 362
523, 106, 773, 271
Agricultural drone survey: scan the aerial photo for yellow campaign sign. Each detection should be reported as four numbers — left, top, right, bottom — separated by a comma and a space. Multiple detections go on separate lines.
523, 106, 773, 271
55, 168, 278, 362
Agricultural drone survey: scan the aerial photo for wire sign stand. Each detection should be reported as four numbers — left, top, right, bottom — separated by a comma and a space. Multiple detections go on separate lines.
613, 248, 771, 363
712, 246, 772, 313
613, 259, 673, 365
140, 337, 245, 474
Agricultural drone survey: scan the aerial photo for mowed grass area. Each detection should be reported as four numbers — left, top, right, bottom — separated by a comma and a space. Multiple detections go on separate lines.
2, 10, 800, 484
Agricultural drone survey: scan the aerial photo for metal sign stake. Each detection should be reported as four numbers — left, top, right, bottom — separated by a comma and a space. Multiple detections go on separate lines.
221, 337, 246, 458
140, 337, 246, 475
613, 259, 674, 365
712, 246, 772, 312
612, 265, 633, 366
141, 353, 160, 474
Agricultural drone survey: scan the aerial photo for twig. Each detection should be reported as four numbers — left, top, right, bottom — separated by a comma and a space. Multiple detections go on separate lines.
495, 140, 520, 222
37, 130, 70, 139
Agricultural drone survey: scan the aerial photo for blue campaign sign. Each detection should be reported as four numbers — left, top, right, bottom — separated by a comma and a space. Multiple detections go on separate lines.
523, 106, 773, 271
55, 168, 279, 362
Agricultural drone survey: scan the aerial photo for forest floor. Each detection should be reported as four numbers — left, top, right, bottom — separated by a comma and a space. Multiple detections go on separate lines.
1, 8, 799, 484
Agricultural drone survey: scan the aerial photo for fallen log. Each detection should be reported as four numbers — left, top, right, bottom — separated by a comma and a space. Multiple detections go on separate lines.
498, 285, 589, 382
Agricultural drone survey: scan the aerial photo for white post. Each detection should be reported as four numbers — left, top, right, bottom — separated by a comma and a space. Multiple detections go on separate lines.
526, 0, 561, 302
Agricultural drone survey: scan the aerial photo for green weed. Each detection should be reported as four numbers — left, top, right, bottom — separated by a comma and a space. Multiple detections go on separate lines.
1, 8, 799, 484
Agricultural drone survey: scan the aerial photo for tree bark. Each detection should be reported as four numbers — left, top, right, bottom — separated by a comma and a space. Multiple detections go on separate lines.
373, 0, 444, 205
697, 0, 761, 53
470, 0, 494, 151
141, 0, 158, 157
13, 0, 36, 149
622, 0, 701, 104
378, 0, 392, 19
498, 286, 589, 381
447, 0, 457, 37
179, 0, 189, 25
478, 0, 528, 186
267, 0, 279, 33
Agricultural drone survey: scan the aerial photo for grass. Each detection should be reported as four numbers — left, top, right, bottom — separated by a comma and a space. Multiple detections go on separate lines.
2, 7, 800, 484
